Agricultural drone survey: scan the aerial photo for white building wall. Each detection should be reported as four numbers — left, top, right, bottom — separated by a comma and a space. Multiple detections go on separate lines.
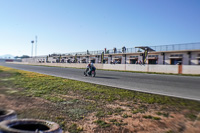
95, 57, 99, 64
48, 57, 56, 63
165, 52, 188, 65
191, 52, 200, 65
126, 58, 130, 64
158, 54, 163, 65
108, 57, 111, 64
77, 58, 80, 63
22, 58, 28, 62
80, 57, 84, 63
182, 52, 189, 65
126, 55, 130, 64
86, 57, 89, 63
165, 53, 171, 65
21, 49, 200, 66
24, 57, 47, 63
138, 55, 143, 63
121, 57, 125, 64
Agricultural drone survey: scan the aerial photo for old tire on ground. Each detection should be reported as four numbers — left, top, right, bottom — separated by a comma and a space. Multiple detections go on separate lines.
0, 119, 62, 133
0, 109, 17, 122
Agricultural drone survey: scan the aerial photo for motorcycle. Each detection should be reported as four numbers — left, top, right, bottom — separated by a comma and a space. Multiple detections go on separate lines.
84, 68, 96, 77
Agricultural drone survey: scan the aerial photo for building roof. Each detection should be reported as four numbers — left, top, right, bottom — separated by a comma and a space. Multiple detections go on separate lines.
135, 46, 155, 51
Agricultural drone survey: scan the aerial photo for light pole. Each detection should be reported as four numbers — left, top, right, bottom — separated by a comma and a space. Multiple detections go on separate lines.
35, 36, 37, 57
31, 40, 34, 57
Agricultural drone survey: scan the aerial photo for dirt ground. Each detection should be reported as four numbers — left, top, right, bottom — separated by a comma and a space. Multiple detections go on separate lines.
0, 70, 200, 133
1, 88, 200, 133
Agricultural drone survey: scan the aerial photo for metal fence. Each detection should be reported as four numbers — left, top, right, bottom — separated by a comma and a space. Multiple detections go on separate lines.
48, 42, 200, 57
149, 42, 200, 52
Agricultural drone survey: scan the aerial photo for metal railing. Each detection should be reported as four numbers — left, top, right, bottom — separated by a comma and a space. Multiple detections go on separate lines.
48, 42, 200, 57
149, 42, 200, 52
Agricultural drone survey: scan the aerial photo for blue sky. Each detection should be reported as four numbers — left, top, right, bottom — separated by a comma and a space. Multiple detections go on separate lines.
0, 0, 200, 56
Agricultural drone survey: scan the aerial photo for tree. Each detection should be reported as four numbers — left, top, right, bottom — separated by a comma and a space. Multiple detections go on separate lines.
14, 56, 19, 59
20, 55, 30, 58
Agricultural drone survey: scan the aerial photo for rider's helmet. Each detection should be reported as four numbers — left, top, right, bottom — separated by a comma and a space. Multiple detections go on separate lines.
88, 63, 91, 67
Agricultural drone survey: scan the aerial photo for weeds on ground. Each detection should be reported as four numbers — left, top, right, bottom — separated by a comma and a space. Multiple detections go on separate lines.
68, 123, 83, 133
185, 113, 197, 121
122, 113, 129, 118
93, 120, 111, 128
114, 107, 124, 113
95, 111, 106, 118
156, 112, 169, 117
132, 108, 146, 114
165, 130, 174, 133
143, 115, 161, 120
109, 119, 127, 126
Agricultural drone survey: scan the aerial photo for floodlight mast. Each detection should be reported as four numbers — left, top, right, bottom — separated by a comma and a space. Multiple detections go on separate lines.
35, 36, 37, 57
31, 40, 34, 57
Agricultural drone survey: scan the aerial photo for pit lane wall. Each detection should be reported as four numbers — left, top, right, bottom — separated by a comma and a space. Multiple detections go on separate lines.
7, 62, 200, 75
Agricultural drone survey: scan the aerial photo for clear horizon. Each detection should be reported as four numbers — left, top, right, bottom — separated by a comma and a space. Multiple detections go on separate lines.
1, 0, 200, 56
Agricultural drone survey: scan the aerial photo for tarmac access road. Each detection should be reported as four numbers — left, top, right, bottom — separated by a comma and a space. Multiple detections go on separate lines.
1, 62, 200, 101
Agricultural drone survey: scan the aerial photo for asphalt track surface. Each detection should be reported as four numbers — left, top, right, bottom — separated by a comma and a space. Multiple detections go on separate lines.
1, 63, 200, 101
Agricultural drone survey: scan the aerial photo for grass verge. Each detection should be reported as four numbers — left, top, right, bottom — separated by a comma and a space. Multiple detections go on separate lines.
0, 65, 200, 132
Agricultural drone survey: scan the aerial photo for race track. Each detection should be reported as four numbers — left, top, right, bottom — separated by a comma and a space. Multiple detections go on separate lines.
1, 63, 200, 101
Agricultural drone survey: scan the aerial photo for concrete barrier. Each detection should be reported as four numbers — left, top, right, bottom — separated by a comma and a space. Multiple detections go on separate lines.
148, 65, 178, 74
103, 64, 125, 71
7, 62, 200, 75
182, 65, 200, 74
126, 64, 147, 72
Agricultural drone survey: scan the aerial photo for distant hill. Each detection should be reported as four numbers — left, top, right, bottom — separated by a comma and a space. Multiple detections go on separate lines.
0, 54, 15, 59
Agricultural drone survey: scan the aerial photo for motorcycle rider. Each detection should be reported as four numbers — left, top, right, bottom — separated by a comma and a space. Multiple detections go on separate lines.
85, 62, 96, 75
90, 63, 96, 73
85, 63, 91, 75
